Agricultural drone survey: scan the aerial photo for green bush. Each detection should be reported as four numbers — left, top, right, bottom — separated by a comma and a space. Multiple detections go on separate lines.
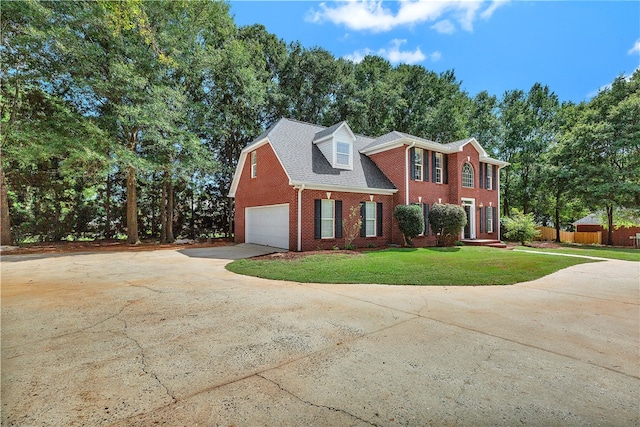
428, 203, 467, 247
393, 204, 424, 246
502, 208, 540, 245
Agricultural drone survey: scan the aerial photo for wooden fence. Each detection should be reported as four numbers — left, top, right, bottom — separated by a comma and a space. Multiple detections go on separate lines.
536, 226, 602, 245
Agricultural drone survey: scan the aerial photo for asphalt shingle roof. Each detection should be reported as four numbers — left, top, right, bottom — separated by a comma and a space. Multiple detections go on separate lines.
258, 118, 396, 191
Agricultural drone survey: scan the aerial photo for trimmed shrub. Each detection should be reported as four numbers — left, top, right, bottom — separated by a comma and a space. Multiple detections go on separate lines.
502, 208, 540, 245
429, 203, 467, 246
393, 204, 424, 246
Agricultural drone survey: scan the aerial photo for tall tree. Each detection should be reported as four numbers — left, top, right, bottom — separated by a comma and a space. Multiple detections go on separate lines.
568, 72, 640, 244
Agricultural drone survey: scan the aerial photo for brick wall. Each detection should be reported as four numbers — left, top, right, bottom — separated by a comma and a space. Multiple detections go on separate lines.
233, 142, 297, 248
299, 190, 395, 251
371, 143, 501, 244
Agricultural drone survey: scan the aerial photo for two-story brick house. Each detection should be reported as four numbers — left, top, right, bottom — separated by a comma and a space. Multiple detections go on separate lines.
229, 118, 508, 251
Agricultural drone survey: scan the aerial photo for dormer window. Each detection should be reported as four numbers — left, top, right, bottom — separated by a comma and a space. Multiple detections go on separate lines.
313, 122, 356, 170
336, 141, 351, 166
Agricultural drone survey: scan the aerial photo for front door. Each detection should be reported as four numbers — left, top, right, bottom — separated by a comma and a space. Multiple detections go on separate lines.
463, 205, 471, 239
461, 198, 475, 239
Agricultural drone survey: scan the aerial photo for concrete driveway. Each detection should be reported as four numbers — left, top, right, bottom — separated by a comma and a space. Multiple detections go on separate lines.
1, 245, 638, 426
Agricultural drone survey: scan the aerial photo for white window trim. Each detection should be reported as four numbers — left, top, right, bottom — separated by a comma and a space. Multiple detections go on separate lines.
335, 141, 352, 169
414, 149, 423, 181
486, 164, 493, 190
435, 153, 443, 184
365, 201, 377, 237
462, 163, 474, 188
321, 199, 335, 239
250, 151, 257, 178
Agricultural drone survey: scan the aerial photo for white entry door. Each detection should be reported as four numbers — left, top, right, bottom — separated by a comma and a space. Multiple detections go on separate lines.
245, 204, 289, 249
461, 198, 476, 239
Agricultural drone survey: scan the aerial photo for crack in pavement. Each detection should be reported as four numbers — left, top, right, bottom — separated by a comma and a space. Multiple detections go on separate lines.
121, 318, 177, 405
303, 285, 640, 381
2, 301, 136, 351
256, 373, 380, 427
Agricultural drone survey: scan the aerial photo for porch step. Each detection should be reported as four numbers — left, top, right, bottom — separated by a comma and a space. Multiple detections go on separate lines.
487, 242, 508, 248
461, 239, 506, 248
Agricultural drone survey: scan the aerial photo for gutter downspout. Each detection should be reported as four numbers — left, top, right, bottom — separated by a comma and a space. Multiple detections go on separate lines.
297, 184, 305, 251
405, 142, 416, 205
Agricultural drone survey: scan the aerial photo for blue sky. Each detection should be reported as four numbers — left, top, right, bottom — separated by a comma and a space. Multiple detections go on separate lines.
231, 1, 640, 103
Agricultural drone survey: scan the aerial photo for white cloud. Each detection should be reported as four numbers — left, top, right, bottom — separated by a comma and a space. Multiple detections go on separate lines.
308, 0, 507, 33
344, 39, 438, 65
629, 39, 640, 55
480, 0, 509, 20
431, 20, 456, 34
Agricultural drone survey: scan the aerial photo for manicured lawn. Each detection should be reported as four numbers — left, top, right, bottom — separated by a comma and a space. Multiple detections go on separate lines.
518, 244, 640, 262
226, 246, 597, 285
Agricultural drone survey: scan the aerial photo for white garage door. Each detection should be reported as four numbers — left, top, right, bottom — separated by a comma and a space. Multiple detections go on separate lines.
245, 204, 289, 249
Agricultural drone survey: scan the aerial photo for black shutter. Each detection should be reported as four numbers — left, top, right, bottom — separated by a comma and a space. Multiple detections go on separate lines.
492, 166, 497, 191
376, 202, 383, 237
432, 152, 437, 182
335, 200, 343, 238
424, 151, 429, 182
493, 207, 498, 232
479, 207, 484, 233
443, 155, 449, 184
479, 162, 484, 189
423, 203, 430, 236
360, 202, 366, 237
409, 147, 416, 181
314, 199, 321, 239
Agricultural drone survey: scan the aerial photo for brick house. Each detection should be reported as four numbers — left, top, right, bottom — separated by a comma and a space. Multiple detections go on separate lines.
229, 118, 508, 251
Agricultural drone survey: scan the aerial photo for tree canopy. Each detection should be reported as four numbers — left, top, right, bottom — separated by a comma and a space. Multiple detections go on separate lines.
1, 1, 638, 246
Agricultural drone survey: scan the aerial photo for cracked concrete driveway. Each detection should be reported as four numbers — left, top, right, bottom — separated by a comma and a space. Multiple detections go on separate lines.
1, 244, 639, 426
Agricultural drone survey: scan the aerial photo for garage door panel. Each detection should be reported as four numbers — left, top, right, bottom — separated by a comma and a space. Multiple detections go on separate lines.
245, 204, 289, 249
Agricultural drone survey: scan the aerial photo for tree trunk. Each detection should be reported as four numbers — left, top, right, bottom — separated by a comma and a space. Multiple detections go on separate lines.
554, 192, 561, 243
190, 187, 195, 239
0, 164, 12, 245
104, 174, 112, 240
160, 177, 167, 243
166, 175, 174, 243
606, 205, 614, 246
227, 197, 233, 241
126, 165, 140, 244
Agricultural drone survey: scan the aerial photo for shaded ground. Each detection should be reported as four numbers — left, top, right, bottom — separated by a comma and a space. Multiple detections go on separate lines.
1, 247, 638, 426
0, 238, 230, 256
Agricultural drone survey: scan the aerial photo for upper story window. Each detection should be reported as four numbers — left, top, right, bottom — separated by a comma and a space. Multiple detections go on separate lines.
414, 149, 423, 180
250, 151, 257, 178
486, 164, 493, 189
336, 142, 351, 167
435, 152, 443, 184
462, 163, 474, 188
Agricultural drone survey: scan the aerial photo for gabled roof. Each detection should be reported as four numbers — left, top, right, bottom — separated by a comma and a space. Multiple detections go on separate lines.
573, 214, 601, 226
229, 118, 397, 197
229, 118, 509, 197
312, 121, 355, 143
361, 132, 508, 167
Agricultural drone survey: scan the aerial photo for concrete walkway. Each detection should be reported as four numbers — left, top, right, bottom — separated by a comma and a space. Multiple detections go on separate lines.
1, 247, 638, 426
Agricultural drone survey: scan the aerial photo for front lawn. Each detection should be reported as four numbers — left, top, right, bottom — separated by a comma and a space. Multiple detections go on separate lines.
226, 246, 597, 285
518, 244, 640, 262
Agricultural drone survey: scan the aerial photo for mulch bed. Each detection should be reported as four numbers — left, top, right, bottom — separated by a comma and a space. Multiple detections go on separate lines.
1, 238, 231, 255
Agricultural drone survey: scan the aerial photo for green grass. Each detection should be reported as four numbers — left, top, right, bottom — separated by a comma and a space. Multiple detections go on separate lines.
519, 244, 640, 262
226, 246, 598, 286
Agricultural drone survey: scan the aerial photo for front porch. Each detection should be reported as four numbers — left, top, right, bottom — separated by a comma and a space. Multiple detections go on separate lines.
461, 239, 507, 248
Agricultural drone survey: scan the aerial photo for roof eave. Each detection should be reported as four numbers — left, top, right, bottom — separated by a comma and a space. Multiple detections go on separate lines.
290, 181, 398, 195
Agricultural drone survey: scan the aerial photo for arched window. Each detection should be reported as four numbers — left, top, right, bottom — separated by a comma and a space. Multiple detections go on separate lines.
462, 163, 474, 188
